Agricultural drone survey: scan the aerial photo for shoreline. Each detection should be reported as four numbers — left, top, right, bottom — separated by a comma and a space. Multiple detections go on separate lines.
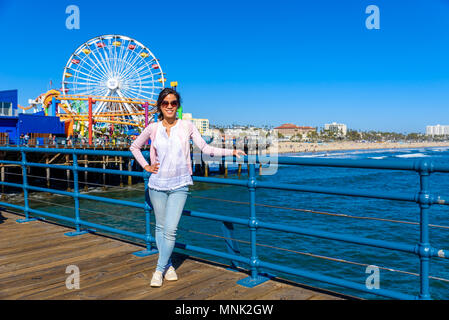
270, 141, 449, 154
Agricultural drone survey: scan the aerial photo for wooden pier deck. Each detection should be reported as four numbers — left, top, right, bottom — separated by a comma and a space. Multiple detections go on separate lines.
0, 211, 351, 300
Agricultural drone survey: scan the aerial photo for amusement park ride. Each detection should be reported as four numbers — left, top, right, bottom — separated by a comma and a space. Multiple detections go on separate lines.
18, 35, 179, 144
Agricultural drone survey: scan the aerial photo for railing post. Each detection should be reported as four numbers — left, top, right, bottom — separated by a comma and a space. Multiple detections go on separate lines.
65, 152, 90, 236
88, 97, 95, 146
417, 160, 433, 300
249, 163, 258, 279
143, 102, 149, 127
134, 157, 158, 257
17, 149, 38, 223
237, 161, 272, 287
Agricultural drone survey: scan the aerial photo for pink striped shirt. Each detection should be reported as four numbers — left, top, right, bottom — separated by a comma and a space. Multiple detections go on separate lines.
130, 119, 234, 176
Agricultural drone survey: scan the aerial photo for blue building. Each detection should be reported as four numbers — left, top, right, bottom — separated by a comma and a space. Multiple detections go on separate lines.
0, 90, 65, 144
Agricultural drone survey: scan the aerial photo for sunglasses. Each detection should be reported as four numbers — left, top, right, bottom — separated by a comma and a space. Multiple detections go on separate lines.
161, 100, 179, 108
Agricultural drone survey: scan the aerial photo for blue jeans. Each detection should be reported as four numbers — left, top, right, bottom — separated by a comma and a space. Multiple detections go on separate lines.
149, 185, 189, 272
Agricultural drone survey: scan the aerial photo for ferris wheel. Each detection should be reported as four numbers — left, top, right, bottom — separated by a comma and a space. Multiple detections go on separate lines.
61, 34, 165, 126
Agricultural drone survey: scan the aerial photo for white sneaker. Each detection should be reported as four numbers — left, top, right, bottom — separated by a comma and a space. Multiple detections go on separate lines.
150, 271, 163, 287
164, 266, 178, 281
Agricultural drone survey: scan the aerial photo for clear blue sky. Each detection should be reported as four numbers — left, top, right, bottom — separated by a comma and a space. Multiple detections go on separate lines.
0, 0, 448, 133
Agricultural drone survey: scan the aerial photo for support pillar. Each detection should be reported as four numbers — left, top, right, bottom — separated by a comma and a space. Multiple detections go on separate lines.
88, 97, 96, 146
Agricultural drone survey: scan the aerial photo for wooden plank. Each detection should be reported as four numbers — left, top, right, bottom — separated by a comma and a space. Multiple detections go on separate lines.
0, 224, 97, 249
1, 251, 136, 298
206, 279, 282, 300
176, 271, 246, 300
0, 236, 106, 268
307, 293, 340, 300
0, 219, 59, 231
147, 266, 219, 300
49, 269, 153, 300
0, 219, 56, 232
0, 229, 102, 255
254, 285, 316, 300
140, 266, 217, 300
0, 232, 91, 255
0, 227, 63, 243
0, 213, 66, 230
256, 281, 343, 300
34, 256, 159, 300
0, 249, 135, 296
0, 211, 349, 300
1, 245, 141, 299
68, 257, 204, 300
44, 153, 61, 164
160, 269, 238, 300
0, 240, 129, 280
94, 259, 209, 300
96, 259, 221, 300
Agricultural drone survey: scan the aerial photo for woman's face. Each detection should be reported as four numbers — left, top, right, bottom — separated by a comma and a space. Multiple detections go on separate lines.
160, 94, 179, 120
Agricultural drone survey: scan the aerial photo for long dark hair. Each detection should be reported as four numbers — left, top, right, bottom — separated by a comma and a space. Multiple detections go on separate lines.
156, 88, 181, 121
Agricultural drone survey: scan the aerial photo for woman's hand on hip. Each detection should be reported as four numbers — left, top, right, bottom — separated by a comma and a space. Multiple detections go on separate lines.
144, 163, 159, 174
233, 149, 246, 159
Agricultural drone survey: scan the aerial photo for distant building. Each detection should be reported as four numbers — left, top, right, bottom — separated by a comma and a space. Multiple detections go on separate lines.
0, 90, 65, 144
324, 122, 347, 136
0, 113, 66, 144
273, 123, 316, 139
182, 113, 193, 121
182, 113, 211, 136
426, 124, 449, 136
217, 127, 269, 147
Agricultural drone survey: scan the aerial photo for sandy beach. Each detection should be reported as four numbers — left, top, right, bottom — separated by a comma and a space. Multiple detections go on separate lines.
267, 141, 449, 154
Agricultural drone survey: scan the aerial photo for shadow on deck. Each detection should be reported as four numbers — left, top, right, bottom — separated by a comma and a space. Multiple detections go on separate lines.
0, 211, 355, 300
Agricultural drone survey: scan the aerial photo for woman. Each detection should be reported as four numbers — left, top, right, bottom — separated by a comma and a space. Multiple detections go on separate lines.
130, 88, 246, 287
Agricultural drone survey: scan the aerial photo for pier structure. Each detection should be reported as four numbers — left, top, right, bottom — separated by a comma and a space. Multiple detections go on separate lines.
1, 147, 449, 299
0, 135, 266, 194
0, 210, 345, 300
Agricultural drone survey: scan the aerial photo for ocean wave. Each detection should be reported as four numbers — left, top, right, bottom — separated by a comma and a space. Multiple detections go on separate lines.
394, 153, 429, 158
290, 148, 412, 159
430, 147, 449, 152
368, 156, 387, 160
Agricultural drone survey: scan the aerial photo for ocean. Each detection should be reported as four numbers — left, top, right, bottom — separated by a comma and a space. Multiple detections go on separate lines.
10, 146, 449, 299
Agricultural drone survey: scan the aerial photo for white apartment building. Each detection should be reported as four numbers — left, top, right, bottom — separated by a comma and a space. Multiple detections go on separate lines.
182, 113, 212, 136
224, 126, 268, 138
324, 122, 347, 136
426, 124, 449, 136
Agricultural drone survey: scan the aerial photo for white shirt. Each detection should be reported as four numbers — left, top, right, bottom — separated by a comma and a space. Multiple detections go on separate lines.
148, 120, 193, 191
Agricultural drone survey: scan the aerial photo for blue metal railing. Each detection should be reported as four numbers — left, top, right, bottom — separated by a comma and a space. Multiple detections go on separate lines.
0, 146, 448, 300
